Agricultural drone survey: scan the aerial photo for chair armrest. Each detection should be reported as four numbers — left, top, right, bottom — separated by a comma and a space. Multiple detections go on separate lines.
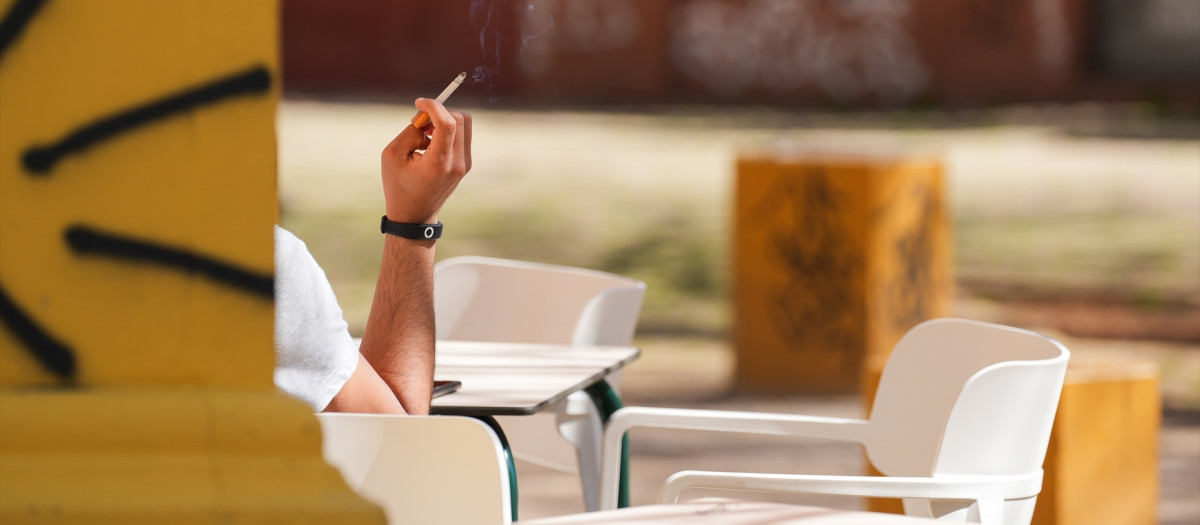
659, 469, 1043, 505
598, 406, 870, 510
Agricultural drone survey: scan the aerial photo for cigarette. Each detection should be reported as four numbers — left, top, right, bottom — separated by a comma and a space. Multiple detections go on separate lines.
412, 72, 466, 129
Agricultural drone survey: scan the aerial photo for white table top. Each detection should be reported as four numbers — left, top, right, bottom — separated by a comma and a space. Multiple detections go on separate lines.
518, 499, 940, 524
430, 340, 640, 416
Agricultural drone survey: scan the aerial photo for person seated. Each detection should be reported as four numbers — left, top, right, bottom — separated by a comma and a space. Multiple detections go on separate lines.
274, 98, 471, 415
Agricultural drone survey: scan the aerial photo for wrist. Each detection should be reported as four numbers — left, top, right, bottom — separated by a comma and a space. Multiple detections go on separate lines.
386, 210, 437, 224
381, 215, 442, 240
382, 195, 437, 223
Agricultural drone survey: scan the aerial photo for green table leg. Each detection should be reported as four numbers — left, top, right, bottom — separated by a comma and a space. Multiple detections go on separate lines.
470, 415, 518, 522
584, 380, 630, 508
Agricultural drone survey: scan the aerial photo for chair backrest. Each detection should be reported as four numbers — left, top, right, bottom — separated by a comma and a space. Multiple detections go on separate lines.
863, 318, 1069, 523
317, 414, 513, 525
434, 256, 646, 346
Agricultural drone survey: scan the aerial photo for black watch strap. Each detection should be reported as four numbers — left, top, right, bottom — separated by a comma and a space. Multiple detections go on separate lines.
380, 215, 443, 240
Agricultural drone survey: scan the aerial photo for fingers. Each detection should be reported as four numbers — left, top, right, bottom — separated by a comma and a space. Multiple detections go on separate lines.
451, 111, 467, 175
386, 101, 444, 160
462, 112, 473, 173
414, 98, 458, 167
388, 100, 468, 173
411, 109, 431, 130
384, 124, 427, 161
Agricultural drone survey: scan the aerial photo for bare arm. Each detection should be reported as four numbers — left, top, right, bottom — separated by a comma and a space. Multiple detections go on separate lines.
323, 354, 406, 414
358, 98, 472, 415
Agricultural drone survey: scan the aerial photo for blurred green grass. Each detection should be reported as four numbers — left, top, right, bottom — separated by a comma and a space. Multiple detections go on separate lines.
278, 100, 1200, 339
958, 214, 1199, 305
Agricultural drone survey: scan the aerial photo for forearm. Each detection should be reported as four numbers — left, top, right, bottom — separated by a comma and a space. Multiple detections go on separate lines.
360, 97, 468, 414
358, 234, 437, 415
323, 354, 406, 414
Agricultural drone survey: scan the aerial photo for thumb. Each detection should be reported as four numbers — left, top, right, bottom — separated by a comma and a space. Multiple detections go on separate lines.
385, 124, 430, 159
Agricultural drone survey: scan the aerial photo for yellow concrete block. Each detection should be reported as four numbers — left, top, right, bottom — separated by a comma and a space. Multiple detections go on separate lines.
1032, 359, 1161, 525
0, 389, 384, 525
0, 0, 382, 521
734, 154, 952, 393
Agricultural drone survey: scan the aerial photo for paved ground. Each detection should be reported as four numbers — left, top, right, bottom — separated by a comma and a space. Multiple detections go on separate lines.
514, 337, 1200, 524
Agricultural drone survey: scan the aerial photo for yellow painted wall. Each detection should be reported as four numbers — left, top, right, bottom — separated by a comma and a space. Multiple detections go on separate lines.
733, 154, 952, 393
0, 0, 276, 387
0, 1, 381, 521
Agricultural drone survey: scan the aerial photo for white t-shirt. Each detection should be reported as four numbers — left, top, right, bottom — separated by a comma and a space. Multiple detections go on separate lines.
274, 226, 358, 411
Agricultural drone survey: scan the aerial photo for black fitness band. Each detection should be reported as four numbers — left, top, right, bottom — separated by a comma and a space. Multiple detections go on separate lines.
380, 215, 443, 240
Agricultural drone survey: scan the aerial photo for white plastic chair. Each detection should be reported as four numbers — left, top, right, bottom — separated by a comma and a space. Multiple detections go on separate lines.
599, 318, 1070, 525
317, 413, 513, 525
434, 255, 646, 511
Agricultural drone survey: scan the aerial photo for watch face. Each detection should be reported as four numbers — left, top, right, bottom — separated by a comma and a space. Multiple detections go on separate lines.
0, 0, 279, 387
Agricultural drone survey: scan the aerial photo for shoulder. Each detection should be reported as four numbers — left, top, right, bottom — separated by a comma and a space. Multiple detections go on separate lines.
274, 225, 321, 274
275, 225, 306, 258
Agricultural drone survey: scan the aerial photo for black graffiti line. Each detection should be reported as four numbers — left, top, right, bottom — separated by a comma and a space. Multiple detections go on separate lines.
65, 225, 273, 298
0, 280, 76, 379
23, 65, 271, 174
0, 0, 47, 64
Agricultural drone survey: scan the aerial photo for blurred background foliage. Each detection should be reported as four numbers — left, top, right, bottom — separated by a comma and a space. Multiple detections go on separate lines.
279, 102, 1199, 342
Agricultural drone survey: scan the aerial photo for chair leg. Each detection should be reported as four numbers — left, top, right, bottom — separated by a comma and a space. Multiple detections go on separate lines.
556, 406, 605, 511
585, 380, 631, 508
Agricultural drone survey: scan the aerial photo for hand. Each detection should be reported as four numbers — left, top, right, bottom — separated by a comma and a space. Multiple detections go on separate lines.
380, 98, 472, 224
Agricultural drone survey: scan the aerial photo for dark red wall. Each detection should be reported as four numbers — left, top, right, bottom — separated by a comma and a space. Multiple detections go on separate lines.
282, 0, 1199, 107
